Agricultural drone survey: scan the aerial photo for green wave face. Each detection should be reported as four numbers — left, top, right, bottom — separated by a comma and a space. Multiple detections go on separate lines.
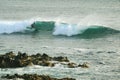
31, 21, 55, 31
82, 25, 120, 34
1, 20, 119, 38
31, 21, 120, 36
76, 25, 120, 38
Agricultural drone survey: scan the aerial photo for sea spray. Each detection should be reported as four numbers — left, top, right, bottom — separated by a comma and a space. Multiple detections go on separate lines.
0, 19, 119, 36
53, 22, 90, 36
0, 20, 33, 34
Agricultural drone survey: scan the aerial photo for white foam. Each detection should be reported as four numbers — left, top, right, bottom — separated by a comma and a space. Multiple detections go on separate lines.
53, 22, 90, 36
52, 13, 120, 36
0, 20, 33, 34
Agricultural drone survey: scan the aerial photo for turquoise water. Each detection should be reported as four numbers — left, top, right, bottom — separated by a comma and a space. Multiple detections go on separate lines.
0, 0, 120, 80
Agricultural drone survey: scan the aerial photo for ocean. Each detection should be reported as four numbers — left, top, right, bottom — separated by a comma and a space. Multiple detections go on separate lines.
0, 0, 120, 80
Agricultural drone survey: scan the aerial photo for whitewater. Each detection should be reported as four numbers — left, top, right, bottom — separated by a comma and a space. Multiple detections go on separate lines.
0, 17, 119, 36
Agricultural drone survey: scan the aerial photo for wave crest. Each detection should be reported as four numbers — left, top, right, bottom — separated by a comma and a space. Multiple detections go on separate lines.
0, 20, 119, 36
53, 22, 90, 36
0, 20, 33, 34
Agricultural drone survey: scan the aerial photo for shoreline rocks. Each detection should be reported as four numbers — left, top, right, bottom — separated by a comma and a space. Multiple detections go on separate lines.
0, 51, 90, 80
1, 74, 76, 80
0, 51, 89, 68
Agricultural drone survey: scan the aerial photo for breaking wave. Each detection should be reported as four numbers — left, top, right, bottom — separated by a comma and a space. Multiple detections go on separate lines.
0, 20, 119, 36
0, 20, 34, 34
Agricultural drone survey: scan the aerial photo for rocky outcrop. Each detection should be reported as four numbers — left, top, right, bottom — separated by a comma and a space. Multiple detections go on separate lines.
0, 51, 89, 68
2, 74, 76, 80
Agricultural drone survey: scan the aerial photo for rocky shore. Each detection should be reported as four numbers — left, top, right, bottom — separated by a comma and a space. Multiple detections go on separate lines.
0, 51, 89, 68
2, 74, 75, 80
0, 51, 89, 80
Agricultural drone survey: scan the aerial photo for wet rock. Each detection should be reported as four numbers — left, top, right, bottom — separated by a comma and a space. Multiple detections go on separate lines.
0, 51, 89, 68
40, 60, 55, 67
78, 62, 89, 68
97, 51, 105, 53
0, 52, 31, 68
68, 62, 77, 68
6, 51, 15, 58
27, 62, 34, 66
53, 56, 69, 62
98, 61, 106, 65
1, 74, 76, 80
22, 53, 28, 58
107, 51, 116, 53
0, 52, 68, 68
41, 53, 52, 61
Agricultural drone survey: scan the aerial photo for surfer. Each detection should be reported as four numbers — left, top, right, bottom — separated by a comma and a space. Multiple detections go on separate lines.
31, 22, 35, 28
31, 22, 38, 31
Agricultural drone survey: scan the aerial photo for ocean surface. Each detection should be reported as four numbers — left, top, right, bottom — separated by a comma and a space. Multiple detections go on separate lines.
0, 0, 120, 80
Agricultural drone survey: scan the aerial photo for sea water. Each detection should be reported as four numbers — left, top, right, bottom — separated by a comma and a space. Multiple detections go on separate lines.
0, 0, 120, 80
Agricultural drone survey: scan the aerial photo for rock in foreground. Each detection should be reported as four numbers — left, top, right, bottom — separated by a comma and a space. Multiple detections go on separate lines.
0, 51, 89, 68
0, 52, 69, 68
1, 74, 76, 80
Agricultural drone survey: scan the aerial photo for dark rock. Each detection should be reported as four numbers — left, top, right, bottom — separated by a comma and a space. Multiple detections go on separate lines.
78, 62, 89, 68
1, 74, 76, 80
36, 53, 41, 57
41, 53, 51, 61
68, 62, 77, 68
22, 53, 28, 58
0, 51, 89, 68
53, 56, 69, 62
107, 51, 116, 53
6, 51, 15, 58
97, 51, 104, 53
40, 60, 55, 67
27, 62, 34, 66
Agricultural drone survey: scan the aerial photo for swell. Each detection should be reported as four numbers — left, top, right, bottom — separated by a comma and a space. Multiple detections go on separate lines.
0, 20, 119, 37
76, 26, 120, 38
